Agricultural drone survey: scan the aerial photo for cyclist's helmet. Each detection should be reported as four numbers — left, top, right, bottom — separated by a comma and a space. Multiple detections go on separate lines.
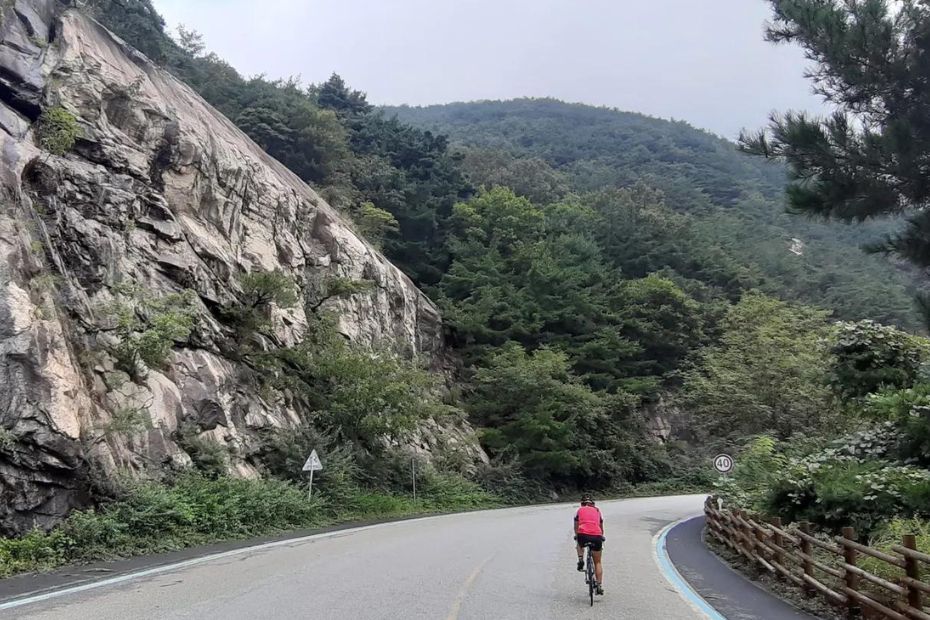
581, 494, 594, 506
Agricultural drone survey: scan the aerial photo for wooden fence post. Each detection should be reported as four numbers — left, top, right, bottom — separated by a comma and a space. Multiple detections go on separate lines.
771, 517, 784, 574
800, 521, 814, 596
755, 520, 767, 563
841, 526, 859, 619
738, 510, 751, 558
903, 533, 922, 613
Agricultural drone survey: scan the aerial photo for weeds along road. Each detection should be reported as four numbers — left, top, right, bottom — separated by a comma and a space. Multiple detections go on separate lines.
7, 495, 707, 620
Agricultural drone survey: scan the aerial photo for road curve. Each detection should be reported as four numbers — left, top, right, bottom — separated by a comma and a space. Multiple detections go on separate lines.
8, 495, 707, 620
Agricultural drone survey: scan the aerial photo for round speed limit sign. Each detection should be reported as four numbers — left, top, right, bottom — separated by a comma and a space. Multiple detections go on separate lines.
713, 454, 734, 474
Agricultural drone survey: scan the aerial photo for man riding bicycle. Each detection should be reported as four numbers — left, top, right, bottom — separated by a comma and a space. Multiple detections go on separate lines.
574, 493, 605, 595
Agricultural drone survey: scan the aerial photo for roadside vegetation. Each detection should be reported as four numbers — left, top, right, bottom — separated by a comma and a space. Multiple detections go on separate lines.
0, 473, 496, 578
712, 0, 930, 560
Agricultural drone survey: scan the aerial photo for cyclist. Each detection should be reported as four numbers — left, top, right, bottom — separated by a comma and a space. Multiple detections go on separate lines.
574, 493, 605, 595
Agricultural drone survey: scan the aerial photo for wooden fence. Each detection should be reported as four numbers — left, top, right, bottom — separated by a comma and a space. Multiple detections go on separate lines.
704, 496, 930, 619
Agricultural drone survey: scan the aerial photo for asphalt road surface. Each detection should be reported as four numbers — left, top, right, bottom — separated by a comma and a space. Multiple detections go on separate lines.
7, 495, 707, 620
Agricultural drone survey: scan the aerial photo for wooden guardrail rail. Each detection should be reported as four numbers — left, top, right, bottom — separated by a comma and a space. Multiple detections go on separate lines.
704, 496, 930, 619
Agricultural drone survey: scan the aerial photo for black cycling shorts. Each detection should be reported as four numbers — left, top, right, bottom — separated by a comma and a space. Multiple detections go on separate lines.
577, 533, 604, 551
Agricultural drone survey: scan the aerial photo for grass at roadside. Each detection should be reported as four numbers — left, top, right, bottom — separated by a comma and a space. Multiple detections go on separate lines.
0, 473, 499, 579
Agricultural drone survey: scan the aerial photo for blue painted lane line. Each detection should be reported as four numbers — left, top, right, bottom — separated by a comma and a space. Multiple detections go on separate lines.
655, 514, 728, 619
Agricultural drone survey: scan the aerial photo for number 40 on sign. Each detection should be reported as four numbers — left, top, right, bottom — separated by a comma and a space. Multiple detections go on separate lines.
713, 453, 733, 475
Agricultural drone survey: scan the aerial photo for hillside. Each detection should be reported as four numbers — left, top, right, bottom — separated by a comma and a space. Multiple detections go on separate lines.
387, 99, 920, 330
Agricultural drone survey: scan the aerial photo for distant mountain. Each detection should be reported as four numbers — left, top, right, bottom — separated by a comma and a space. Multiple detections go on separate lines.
386, 98, 921, 330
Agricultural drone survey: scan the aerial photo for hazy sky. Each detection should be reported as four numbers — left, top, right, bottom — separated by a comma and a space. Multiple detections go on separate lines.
152, 0, 825, 138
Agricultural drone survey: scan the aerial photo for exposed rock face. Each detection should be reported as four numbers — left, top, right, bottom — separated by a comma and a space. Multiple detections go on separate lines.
643, 394, 684, 444
0, 1, 476, 535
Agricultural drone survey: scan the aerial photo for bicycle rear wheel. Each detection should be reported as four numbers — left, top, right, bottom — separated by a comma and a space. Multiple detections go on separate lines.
586, 550, 595, 606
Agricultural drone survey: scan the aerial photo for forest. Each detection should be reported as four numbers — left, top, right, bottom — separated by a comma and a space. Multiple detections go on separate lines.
5, 0, 930, 576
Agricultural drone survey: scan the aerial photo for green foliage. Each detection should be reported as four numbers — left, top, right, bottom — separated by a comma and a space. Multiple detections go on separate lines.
469, 343, 598, 481
863, 517, 930, 585
79, 0, 930, 504
392, 99, 921, 330
176, 425, 229, 478
721, 425, 930, 534
864, 385, 930, 465
264, 318, 448, 446
772, 460, 930, 534
0, 428, 16, 455
741, 1, 930, 275
717, 431, 930, 534
315, 74, 372, 118
614, 274, 705, 379
102, 408, 153, 437
0, 474, 326, 577
35, 106, 80, 155
459, 148, 569, 204
440, 187, 703, 394
830, 320, 925, 400
682, 293, 838, 445
103, 286, 198, 375
351, 202, 400, 249
714, 436, 788, 511
468, 342, 665, 486
226, 269, 299, 338
239, 270, 299, 310
174, 25, 204, 57
260, 426, 361, 499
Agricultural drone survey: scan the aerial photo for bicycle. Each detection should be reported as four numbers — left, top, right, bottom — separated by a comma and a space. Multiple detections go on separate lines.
581, 541, 597, 606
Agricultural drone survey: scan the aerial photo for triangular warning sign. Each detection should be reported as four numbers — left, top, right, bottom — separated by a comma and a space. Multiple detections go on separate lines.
303, 449, 323, 471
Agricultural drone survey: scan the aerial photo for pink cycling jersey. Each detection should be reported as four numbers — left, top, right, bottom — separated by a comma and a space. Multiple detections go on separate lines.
575, 505, 603, 536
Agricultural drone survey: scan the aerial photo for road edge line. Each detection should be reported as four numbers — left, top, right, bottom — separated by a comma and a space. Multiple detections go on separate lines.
0, 514, 445, 612
653, 514, 727, 620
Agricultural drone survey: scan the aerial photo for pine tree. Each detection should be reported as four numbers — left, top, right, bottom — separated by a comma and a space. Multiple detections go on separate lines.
741, 1, 930, 277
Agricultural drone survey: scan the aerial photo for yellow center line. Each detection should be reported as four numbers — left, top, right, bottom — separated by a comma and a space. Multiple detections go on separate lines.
446, 553, 496, 620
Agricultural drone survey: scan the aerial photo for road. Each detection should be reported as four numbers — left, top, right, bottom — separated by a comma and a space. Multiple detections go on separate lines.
6, 495, 707, 620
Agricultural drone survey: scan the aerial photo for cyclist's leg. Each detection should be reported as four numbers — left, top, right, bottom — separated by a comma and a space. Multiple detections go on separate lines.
593, 549, 603, 586
576, 537, 585, 570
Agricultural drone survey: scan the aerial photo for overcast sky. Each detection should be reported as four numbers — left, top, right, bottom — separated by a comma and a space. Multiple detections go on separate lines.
152, 0, 825, 138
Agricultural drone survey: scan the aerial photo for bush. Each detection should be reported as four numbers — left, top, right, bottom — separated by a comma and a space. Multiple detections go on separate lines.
0, 475, 327, 577
865, 385, 930, 465
264, 318, 449, 446
103, 286, 199, 375
830, 320, 925, 400
35, 106, 80, 155
226, 270, 299, 338
261, 426, 361, 500
862, 518, 930, 586
472, 460, 547, 504
766, 458, 930, 534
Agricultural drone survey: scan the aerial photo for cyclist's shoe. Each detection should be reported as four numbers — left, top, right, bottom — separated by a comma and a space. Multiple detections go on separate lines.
596, 585, 605, 596
576, 559, 584, 572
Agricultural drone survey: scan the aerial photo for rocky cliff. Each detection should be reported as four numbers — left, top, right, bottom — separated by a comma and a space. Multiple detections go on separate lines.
0, 0, 475, 535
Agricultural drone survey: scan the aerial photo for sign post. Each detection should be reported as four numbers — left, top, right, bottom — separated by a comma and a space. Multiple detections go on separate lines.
411, 458, 417, 503
303, 449, 323, 498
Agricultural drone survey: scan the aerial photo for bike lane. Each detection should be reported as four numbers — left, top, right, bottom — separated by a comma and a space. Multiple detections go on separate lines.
662, 515, 818, 620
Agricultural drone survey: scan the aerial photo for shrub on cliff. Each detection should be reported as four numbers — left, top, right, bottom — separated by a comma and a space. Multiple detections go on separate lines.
35, 106, 80, 155
102, 286, 199, 376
